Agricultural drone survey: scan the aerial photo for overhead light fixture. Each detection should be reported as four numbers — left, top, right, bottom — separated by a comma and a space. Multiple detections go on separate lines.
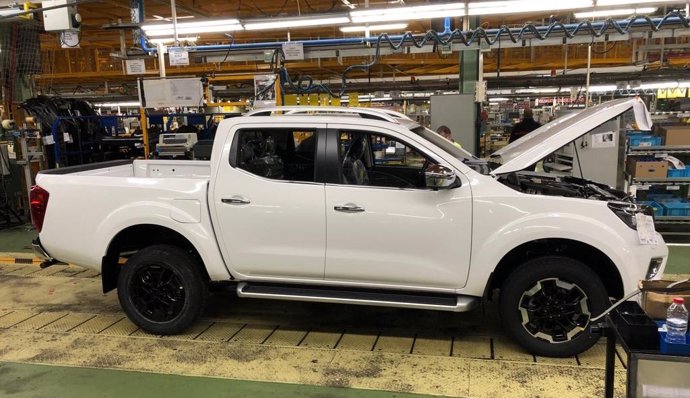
575, 7, 657, 18
142, 18, 242, 37
340, 23, 408, 33
489, 97, 510, 102
244, 15, 350, 30
597, 0, 677, 5
152, 14, 194, 21
149, 36, 198, 44
93, 102, 142, 107
468, 0, 593, 16
639, 82, 684, 89
515, 87, 562, 94
587, 85, 618, 92
350, 3, 465, 23
0, 8, 23, 17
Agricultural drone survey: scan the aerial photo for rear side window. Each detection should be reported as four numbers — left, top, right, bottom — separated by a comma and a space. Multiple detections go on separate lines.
233, 129, 317, 182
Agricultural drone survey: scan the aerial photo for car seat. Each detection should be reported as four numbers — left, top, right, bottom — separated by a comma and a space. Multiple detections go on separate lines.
342, 135, 369, 185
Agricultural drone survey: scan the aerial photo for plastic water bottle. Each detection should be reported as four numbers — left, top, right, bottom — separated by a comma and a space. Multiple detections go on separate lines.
666, 297, 688, 344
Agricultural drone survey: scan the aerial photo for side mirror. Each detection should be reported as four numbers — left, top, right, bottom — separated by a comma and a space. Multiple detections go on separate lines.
425, 164, 458, 190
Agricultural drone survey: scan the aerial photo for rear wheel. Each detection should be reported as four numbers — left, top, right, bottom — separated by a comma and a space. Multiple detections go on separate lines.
117, 244, 208, 334
499, 256, 609, 357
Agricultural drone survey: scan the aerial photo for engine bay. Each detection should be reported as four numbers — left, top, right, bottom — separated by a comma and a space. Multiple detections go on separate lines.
498, 171, 631, 202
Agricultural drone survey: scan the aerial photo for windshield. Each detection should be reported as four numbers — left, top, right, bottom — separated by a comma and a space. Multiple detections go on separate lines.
412, 126, 476, 162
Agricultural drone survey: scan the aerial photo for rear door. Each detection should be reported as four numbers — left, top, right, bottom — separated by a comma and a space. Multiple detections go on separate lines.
323, 124, 473, 289
210, 122, 327, 279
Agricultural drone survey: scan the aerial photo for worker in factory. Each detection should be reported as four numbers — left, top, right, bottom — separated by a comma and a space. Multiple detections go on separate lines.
509, 108, 542, 143
436, 125, 462, 148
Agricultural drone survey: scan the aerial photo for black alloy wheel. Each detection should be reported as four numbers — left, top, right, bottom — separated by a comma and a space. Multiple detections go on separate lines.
130, 263, 186, 323
518, 277, 590, 343
499, 256, 610, 357
118, 244, 208, 334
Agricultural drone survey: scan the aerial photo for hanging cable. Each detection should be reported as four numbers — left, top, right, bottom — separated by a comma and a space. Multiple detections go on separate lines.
277, 11, 689, 97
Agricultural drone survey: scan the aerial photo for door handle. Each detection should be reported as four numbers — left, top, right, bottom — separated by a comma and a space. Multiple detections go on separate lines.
334, 203, 365, 213
221, 196, 251, 205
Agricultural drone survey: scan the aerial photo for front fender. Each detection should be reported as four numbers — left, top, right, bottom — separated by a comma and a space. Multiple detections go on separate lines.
463, 209, 640, 297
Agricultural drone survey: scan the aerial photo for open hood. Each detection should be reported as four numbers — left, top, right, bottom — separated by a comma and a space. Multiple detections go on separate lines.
490, 98, 652, 175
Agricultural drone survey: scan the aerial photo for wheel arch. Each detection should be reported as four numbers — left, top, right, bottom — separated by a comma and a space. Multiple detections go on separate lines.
101, 224, 211, 293
485, 238, 624, 300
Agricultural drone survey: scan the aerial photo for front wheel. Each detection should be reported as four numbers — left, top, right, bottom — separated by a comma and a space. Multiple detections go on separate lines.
117, 244, 208, 334
499, 256, 610, 357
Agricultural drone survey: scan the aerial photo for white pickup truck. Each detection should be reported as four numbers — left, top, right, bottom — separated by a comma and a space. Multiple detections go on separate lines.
31, 98, 667, 357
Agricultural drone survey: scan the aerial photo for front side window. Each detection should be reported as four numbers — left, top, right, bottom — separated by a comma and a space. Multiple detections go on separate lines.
235, 129, 317, 182
338, 130, 437, 189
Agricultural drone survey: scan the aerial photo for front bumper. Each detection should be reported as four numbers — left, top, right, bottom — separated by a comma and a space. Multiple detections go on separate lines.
625, 238, 668, 294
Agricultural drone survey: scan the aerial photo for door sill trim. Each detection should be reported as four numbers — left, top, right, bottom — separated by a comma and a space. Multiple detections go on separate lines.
236, 282, 478, 312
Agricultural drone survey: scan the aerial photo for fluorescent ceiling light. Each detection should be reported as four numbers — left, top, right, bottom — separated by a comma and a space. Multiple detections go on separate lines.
244, 16, 350, 30
149, 37, 198, 44
152, 15, 194, 21
468, 0, 593, 16
142, 19, 242, 36
489, 97, 510, 102
515, 87, 562, 94
340, 23, 408, 33
575, 7, 657, 18
640, 82, 683, 89
94, 102, 141, 107
588, 84, 618, 92
598, 0, 677, 5
0, 8, 23, 17
487, 89, 513, 95
350, 3, 465, 23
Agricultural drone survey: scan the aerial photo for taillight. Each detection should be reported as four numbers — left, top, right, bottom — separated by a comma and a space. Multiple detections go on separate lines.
30, 185, 49, 233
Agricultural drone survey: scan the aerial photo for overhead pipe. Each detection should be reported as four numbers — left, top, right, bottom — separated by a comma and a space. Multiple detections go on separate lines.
137, 12, 688, 54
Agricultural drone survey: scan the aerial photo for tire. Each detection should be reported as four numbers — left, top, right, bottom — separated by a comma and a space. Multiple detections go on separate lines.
499, 256, 609, 357
117, 244, 209, 335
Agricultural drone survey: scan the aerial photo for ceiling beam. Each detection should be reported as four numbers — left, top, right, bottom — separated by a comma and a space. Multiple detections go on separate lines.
146, 0, 209, 18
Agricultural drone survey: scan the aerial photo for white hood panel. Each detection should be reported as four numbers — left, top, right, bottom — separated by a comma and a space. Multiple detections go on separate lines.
491, 98, 652, 175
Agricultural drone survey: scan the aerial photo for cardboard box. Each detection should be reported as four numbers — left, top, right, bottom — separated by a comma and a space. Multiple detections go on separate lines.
659, 126, 690, 146
640, 280, 690, 320
627, 158, 668, 178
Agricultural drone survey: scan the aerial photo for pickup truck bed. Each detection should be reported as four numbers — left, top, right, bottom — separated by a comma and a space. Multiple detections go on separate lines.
40, 159, 211, 179
35, 159, 231, 282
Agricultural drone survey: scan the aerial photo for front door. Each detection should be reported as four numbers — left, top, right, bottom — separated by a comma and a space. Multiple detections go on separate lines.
210, 123, 327, 279
324, 126, 473, 289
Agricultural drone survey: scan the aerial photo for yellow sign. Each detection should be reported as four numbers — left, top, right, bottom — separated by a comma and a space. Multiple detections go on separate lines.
348, 93, 359, 107
657, 88, 688, 99
284, 94, 298, 106
319, 94, 330, 106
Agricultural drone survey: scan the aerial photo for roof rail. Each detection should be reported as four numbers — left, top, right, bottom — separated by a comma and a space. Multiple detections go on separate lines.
244, 106, 402, 123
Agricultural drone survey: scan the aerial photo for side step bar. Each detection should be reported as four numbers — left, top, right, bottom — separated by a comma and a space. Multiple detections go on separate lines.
237, 282, 478, 312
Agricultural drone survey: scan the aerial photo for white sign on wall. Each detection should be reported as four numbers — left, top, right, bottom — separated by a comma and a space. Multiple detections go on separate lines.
125, 59, 146, 75
169, 48, 190, 66
140, 77, 203, 107
282, 42, 304, 61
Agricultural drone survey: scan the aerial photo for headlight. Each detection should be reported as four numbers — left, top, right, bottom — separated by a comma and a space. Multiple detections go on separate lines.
607, 201, 651, 230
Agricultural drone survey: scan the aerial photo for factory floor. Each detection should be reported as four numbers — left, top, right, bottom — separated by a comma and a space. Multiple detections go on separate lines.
0, 225, 688, 398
